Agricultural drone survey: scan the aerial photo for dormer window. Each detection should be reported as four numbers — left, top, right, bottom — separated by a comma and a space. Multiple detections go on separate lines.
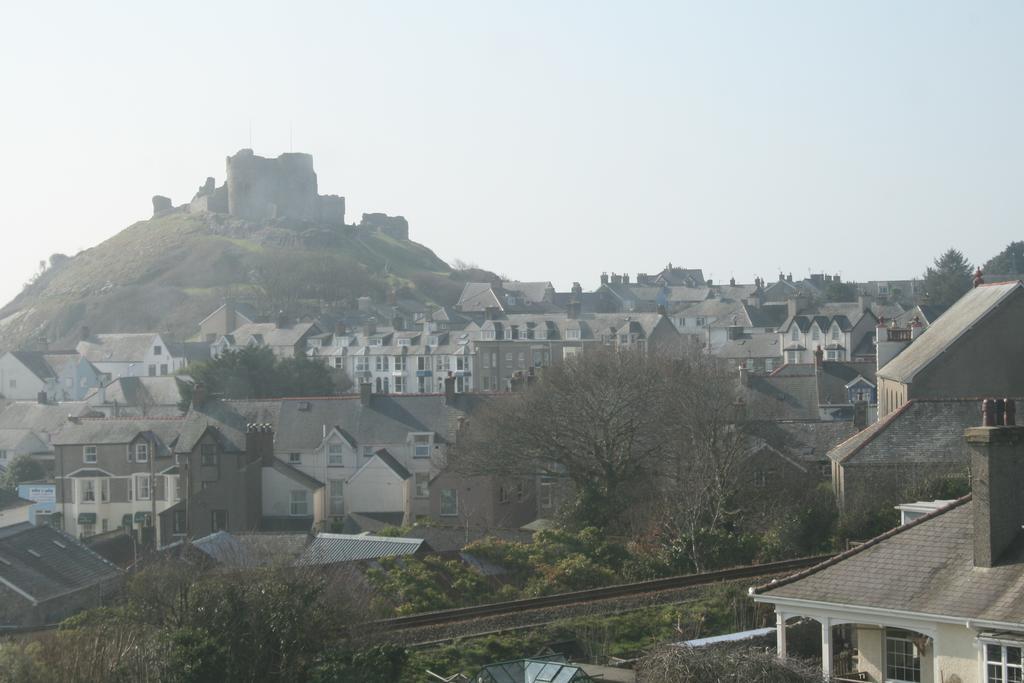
412, 434, 432, 458
831, 326, 840, 340
398, 338, 411, 347
566, 329, 581, 341
428, 336, 439, 346
483, 330, 495, 341
153, 345, 162, 355
327, 443, 344, 466
134, 443, 149, 463
791, 327, 800, 341
811, 327, 820, 341
507, 296, 518, 306
369, 337, 382, 347
510, 326, 519, 340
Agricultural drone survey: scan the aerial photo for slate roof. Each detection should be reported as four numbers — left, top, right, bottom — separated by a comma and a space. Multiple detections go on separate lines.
717, 333, 782, 360
227, 322, 319, 349
0, 429, 48, 453
748, 420, 858, 464
8, 351, 58, 381
85, 376, 186, 408
52, 418, 183, 452
878, 281, 1024, 383
274, 394, 486, 452
77, 333, 160, 363
816, 362, 877, 406
0, 402, 94, 445
270, 458, 324, 489
0, 489, 34, 512
296, 533, 426, 565
0, 522, 121, 605
752, 496, 1024, 628
373, 448, 411, 480
655, 267, 706, 287
176, 399, 281, 453
457, 283, 505, 312
827, 398, 984, 466
502, 281, 554, 303
742, 373, 820, 421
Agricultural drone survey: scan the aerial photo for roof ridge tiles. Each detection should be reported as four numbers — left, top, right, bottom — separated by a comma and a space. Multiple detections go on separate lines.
751, 495, 972, 595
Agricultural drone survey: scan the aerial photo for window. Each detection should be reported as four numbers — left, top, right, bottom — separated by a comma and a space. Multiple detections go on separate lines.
148, 365, 156, 377
414, 472, 429, 498
173, 476, 181, 501
172, 509, 187, 534
515, 482, 525, 501
539, 477, 554, 508
418, 376, 428, 393
753, 469, 774, 488
82, 479, 96, 503
84, 445, 97, 464
790, 327, 800, 341
498, 485, 509, 504
102, 518, 109, 533
375, 356, 389, 372
456, 356, 467, 371
439, 489, 458, 516
394, 356, 406, 371
786, 350, 800, 364
417, 356, 428, 371
160, 364, 168, 375
153, 345, 162, 355
290, 490, 309, 516
885, 629, 921, 683
333, 356, 344, 369
812, 327, 820, 341
369, 337, 382, 347
354, 357, 369, 373
135, 442, 149, 463
394, 376, 404, 393
482, 376, 492, 391
411, 435, 431, 458
764, 359, 774, 373
566, 329, 581, 340
328, 443, 344, 466
517, 351, 526, 368
436, 356, 450, 372
200, 443, 217, 466
831, 326, 840, 340
211, 509, 228, 532
289, 452, 301, 465
329, 480, 345, 515
483, 330, 495, 340
136, 475, 151, 500
100, 478, 109, 502
985, 642, 1023, 683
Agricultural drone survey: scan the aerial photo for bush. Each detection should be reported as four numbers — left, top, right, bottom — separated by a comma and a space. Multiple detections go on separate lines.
637, 645, 826, 683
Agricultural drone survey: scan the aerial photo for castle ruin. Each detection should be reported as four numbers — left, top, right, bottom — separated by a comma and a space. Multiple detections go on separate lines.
152, 149, 408, 239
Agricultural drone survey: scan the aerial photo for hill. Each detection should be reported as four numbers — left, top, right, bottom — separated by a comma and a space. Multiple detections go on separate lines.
0, 211, 474, 349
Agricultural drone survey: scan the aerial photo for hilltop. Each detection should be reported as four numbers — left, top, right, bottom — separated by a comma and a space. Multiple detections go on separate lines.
0, 150, 490, 348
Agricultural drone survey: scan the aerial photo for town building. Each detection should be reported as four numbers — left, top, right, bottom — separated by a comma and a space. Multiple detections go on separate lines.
0, 350, 103, 401
76, 331, 188, 379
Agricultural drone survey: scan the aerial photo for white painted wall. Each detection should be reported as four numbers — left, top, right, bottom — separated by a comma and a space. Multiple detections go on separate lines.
345, 457, 406, 514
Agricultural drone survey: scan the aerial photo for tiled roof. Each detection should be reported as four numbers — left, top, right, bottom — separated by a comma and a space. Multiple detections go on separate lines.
296, 533, 426, 565
227, 322, 319, 349
176, 399, 281, 454
827, 398, 984, 466
52, 417, 184, 451
717, 334, 782, 360
0, 522, 121, 604
751, 496, 1024, 628
743, 373, 820, 421
878, 281, 1023, 383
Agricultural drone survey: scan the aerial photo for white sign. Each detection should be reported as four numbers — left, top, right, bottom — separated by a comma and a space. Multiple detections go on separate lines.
23, 485, 55, 504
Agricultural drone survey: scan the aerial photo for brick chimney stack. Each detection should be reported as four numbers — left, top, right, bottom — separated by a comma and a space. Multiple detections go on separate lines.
444, 374, 456, 404
966, 398, 1024, 568
245, 423, 275, 466
359, 381, 372, 406
813, 345, 824, 368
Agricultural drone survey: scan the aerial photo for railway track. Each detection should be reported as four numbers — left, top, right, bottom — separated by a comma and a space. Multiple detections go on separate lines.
374, 554, 830, 631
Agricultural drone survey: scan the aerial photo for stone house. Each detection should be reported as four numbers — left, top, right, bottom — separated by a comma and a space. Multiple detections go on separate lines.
753, 409, 1024, 683
52, 417, 185, 545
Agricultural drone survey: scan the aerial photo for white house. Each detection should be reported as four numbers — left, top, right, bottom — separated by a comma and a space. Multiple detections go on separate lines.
0, 351, 103, 401
77, 333, 187, 379
753, 412, 1024, 683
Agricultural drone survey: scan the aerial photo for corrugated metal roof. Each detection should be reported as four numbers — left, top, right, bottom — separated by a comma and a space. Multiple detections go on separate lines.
296, 533, 425, 565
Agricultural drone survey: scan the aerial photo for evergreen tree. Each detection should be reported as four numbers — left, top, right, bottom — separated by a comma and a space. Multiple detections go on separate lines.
983, 241, 1024, 275
0, 455, 46, 491
923, 248, 973, 307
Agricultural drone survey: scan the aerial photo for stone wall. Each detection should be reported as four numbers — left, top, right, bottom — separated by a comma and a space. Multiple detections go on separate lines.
359, 212, 409, 240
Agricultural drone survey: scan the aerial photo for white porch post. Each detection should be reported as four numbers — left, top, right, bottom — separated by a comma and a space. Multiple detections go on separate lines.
776, 611, 788, 659
821, 616, 833, 678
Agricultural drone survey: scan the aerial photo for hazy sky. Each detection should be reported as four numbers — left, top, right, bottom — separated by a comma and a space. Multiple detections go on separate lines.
2, 1, 1022, 305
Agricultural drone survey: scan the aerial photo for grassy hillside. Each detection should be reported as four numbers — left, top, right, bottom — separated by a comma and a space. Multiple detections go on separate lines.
0, 212, 462, 348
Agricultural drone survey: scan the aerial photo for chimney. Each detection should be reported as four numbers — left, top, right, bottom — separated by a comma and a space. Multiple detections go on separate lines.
359, 381, 372, 406
225, 302, 237, 333
622, 273, 630, 284
966, 399, 1024, 568
335, 321, 347, 338
729, 277, 736, 286
567, 301, 582, 319
858, 295, 870, 312
787, 298, 800, 319
276, 310, 289, 329
600, 273, 609, 286
657, 304, 667, 317
787, 273, 794, 283
80, 325, 91, 341
37, 391, 48, 405
853, 401, 868, 430
362, 319, 377, 337
974, 268, 985, 288
191, 383, 207, 409
610, 273, 622, 285
444, 374, 456, 404
571, 282, 583, 299
246, 423, 276, 466
910, 316, 924, 340
813, 345, 824, 368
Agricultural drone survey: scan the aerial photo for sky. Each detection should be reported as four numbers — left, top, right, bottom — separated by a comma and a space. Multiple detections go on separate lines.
1, 1, 1022, 304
